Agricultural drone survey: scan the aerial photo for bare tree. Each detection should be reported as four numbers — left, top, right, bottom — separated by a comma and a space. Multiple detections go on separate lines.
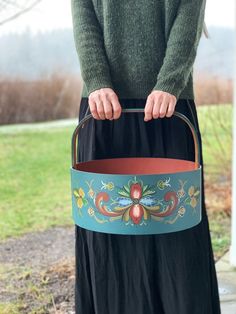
0, 0, 41, 26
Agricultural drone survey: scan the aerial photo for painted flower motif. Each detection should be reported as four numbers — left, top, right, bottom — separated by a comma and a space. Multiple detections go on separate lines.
178, 206, 186, 217
177, 179, 187, 199
157, 177, 171, 190
88, 188, 95, 199
73, 177, 200, 226
88, 207, 95, 216
74, 188, 88, 208
85, 180, 95, 198
101, 181, 114, 191
114, 181, 160, 225
188, 186, 200, 208
127, 183, 145, 224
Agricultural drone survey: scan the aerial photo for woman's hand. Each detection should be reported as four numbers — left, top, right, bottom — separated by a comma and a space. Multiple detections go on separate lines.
144, 90, 177, 121
88, 88, 122, 120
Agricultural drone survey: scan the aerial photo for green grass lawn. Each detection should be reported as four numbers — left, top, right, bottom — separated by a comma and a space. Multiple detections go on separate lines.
0, 104, 233, 257
0, 126, 75, 239
197, 103, 232, 180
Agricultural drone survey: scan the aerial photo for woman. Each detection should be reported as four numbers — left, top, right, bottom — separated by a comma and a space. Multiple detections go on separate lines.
71, 0, 221, 313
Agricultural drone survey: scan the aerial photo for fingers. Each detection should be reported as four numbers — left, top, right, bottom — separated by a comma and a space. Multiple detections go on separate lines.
88, 88, 122, 120
144, 95, 154, 121
159, 96, 169, 118
88, 98, 99, 120
110, 93, 122, 120
152, 95, 162, 119
96, 96, 106, 120
144, 91, 177, 121
166, 98, 176, 118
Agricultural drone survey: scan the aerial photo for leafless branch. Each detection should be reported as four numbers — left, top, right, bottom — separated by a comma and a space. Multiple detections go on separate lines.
0, 0, 41, 26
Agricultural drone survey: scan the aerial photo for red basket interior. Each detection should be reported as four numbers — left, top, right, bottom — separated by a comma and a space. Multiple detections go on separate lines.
74, 157, 197, 175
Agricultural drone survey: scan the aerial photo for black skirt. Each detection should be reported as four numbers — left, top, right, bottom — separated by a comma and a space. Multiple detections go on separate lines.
75, 97, 221, 314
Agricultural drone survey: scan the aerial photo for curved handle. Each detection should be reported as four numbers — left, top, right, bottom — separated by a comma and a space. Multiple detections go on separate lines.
71, 108, 200, 170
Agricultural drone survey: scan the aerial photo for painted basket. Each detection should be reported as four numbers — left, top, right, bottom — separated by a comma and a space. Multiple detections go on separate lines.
70, 108, 202, 235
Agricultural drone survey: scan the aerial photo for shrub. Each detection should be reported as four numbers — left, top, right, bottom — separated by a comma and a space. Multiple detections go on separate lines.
0, 72, 82, 125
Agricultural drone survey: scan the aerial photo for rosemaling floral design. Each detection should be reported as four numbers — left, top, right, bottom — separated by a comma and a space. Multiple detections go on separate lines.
72, 176, 200, 226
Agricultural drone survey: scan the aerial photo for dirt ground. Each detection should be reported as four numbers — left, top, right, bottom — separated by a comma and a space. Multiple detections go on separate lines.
0, 227, 75, 313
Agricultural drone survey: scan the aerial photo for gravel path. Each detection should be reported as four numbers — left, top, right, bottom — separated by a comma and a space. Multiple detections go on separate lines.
0, 118, 77, 134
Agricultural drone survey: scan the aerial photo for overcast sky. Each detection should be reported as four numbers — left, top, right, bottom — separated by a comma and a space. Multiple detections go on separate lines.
0, 0, 235, 35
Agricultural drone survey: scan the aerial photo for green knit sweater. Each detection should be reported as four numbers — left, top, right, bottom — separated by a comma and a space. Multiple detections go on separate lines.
71, 0, 206, 100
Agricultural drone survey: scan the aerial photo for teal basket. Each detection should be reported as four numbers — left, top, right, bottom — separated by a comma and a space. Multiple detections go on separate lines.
70, 108, 202, 235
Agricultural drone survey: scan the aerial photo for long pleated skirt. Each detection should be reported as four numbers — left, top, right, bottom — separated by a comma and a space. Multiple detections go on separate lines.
75, 97, 221, 314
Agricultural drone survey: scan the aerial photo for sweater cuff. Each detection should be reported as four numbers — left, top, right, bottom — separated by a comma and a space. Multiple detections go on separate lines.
151, 80, 182, 100
83, 73, 114, 96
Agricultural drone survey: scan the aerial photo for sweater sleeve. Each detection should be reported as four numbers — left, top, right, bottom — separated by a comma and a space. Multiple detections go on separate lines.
71, 0, 114, 96
152, 0, 206, 100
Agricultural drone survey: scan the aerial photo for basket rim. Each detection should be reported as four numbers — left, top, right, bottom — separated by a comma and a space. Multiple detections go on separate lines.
70, 158, 202, 177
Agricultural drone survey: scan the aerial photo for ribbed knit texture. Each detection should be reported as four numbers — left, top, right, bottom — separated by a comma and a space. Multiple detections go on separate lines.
71, 0, 206, 100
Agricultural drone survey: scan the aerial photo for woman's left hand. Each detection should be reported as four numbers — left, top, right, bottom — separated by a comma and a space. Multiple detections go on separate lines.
144, 90, 177, 121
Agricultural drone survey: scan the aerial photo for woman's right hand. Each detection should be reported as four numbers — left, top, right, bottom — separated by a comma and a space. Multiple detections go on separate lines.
88, 88, 122, 120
